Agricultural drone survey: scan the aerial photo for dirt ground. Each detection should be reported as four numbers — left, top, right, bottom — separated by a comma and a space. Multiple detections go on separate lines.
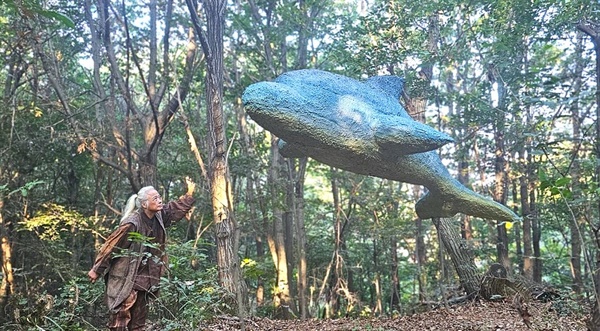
198, 300, 588, 331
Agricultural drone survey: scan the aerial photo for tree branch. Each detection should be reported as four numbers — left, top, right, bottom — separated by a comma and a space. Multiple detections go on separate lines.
185, 0, 211, 59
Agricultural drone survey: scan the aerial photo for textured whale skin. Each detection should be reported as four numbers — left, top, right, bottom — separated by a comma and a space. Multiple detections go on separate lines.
242, 69, 520, 222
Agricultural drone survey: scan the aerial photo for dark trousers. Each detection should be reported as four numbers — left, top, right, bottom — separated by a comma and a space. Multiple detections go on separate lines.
108, 290, 149, 331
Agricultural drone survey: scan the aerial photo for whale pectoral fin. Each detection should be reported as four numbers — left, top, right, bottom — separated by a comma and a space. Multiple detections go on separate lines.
278, 139, 308, 158
374, 118, 454, 155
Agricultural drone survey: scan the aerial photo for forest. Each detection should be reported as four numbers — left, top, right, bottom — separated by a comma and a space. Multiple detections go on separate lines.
0, 0, 599, 330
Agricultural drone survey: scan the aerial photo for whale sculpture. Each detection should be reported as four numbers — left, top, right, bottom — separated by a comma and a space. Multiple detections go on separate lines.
242, 69, 519, 222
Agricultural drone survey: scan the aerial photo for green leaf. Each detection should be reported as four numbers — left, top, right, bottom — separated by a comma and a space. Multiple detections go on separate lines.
35, 9, 75, 28
555, 177, 570, 187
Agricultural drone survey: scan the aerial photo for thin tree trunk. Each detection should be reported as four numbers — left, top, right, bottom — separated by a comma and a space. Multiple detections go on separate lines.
569, 32, 586, 295
390, 235, 401, 313
188, 0, 246, 318
292, 158, 309, 318
283, 195, 296, 309
512, 181, 522, 275
575, 21, 600, 328
530, 176, 542, 283
492, 75, 510, 271
0, 199, 15, 322
389, 183, 402, 313
330, 168, 342, 317
373, 240, 383, 316
519, 147, 533, 280
274, 207, 292, 318
415, 217, 427, 302
268, 135, 293, 319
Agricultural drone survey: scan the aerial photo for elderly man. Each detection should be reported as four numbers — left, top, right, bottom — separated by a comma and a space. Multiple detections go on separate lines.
88, 178, 195, 331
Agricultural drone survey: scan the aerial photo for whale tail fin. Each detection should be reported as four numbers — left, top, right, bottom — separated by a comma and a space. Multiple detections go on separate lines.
415, 189, 520, 222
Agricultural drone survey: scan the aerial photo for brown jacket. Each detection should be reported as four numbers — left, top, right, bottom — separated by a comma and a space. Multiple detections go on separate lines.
91, 194, 195, 312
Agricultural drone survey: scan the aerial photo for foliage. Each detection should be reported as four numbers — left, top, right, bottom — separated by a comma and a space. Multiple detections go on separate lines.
1, 277, 105, 331
0, 0, 74, 28
150, 240, 230, 330
20, 203, 90, 241
6, 240, 226, 331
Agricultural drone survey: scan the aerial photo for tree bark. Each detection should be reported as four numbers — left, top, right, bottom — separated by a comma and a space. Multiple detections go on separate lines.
530, 178, 542, 283
373, 240, 383, 316
492, 74, 510, 271
432, 218, 480, 296
512, 182, 522, 274
207, 0, 246, 314
517, 145, 533, 281
330, 168, 342, 316
290, 158, 309, 318
187, 0, 246, 317
569, 32, 586, 295
390, 235, 401, 313
0, 199, 15, 322
578, 20, 600, 330
267, 135, 293, 319
389, 182, 402, 313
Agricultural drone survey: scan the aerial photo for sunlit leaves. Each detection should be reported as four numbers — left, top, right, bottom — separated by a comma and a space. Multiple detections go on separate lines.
538, 168, 572, 200
20, 203, 90, 241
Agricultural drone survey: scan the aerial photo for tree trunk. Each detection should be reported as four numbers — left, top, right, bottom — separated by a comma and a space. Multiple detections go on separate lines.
188, 0, 246, 317
390, 235, 401, 313
389, 182, 402, 313
323, 168, 355, 317
519, 147, 533, 280
283, 200, 296, 307
330, 169, 342, 316
492, 75, 510, 271
531, 178, 542, 283
415, 217, 427, 302
569, 32, 586, 295
575, 22, 600, 327
432, 218, 480, 296
0, 199, 15, 322
290, 158, 309, 318
268, 135, 293, 319
283, 170, 296, 308
274, 207, 293, 318
512, 182, 522, 275
373, 240, 383, 316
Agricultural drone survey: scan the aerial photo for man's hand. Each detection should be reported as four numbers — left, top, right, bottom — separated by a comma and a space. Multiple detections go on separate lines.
88, 269, 99, 283
185, 176, 196, 196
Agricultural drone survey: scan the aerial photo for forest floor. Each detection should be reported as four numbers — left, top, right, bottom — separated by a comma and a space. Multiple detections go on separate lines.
196, 300, 588, 331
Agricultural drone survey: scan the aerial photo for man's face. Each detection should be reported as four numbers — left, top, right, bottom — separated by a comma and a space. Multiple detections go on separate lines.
144, 189, 163, 212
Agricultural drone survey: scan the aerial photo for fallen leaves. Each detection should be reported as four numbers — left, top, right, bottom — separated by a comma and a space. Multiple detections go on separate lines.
197, 301, 586, 331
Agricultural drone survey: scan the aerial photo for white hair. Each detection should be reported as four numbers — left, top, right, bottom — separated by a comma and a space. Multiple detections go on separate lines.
120, 186, 156, 222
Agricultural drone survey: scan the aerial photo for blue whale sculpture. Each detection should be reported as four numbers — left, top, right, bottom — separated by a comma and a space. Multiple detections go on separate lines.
242, 69, 519, 222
